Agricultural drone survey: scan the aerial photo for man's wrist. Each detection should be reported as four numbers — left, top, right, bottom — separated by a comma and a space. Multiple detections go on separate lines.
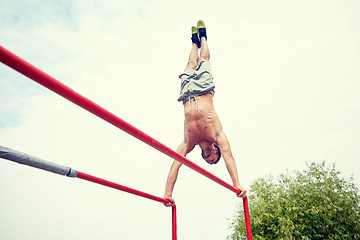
164, 192, 172, 198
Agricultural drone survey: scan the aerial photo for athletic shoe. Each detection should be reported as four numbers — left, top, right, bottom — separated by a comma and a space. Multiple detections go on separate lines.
191, 26, 201, 48
197, 20, 207, 40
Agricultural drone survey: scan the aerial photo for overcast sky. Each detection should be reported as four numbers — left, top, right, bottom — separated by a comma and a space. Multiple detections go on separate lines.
1, 1, 360, 239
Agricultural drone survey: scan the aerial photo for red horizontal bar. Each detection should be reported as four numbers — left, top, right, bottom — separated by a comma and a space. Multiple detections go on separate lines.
77, 171, 169, 204
0, 45, 249, 239
76, 171, 177, 240
0, 45, 240, 195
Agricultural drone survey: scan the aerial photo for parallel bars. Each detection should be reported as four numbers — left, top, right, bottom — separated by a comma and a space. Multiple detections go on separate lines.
0, 45, 252, 240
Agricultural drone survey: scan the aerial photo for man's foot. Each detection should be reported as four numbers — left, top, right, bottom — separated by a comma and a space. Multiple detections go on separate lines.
197, 20, 207, 40
191, 26, 201, 48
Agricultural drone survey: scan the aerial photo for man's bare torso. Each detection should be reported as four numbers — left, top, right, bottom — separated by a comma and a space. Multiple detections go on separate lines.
183, 93, 223, 149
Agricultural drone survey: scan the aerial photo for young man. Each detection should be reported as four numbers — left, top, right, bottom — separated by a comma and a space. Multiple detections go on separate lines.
164, 20, 247, 207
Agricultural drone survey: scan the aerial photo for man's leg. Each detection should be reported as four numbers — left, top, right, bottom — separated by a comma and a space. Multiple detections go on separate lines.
185, 44, 199, 71
199, 37, 210, 62
185, 26, 200, 71
198, 20, 210, 62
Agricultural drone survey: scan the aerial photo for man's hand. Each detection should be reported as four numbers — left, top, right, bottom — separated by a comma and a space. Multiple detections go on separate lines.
235, 184, 247, 198
164, 195, 175, 207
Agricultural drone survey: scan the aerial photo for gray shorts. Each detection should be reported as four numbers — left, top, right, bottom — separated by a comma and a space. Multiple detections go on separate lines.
177, 61, 215, 104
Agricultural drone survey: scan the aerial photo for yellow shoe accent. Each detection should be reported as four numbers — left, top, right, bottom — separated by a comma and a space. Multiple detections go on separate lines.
191, 26, 201, 48
197, 20, 206, 29
197, 20, 207, 40
191, 26, 198, 35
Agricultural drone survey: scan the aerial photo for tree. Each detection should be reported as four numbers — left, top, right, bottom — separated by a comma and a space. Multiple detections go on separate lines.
228, 161, 360, 240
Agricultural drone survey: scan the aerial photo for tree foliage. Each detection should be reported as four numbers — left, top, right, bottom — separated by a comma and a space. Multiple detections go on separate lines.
229, 161, 360, 240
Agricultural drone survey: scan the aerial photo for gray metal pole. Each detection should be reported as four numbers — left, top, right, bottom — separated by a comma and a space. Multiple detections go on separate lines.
0, 145, 78, 177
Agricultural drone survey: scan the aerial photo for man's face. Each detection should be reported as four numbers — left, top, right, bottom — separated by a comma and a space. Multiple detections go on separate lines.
204, 152, 219, 164
202, 143, 219, 164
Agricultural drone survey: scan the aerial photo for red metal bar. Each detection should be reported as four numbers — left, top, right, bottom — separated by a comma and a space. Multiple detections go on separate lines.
243, 197, 253, 240
77, 171, 178, 240
76, 171, 169, 204
0, 45, 238, 194
172, 205, 177, 240
0, 45, 251, 239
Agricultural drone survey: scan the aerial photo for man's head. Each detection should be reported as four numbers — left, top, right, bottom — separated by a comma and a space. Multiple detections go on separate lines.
201, 142, 221, 165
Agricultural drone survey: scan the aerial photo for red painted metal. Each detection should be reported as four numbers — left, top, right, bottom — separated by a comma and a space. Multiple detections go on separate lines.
77, 171, 169, 204
243, 197, 253, 240
0, 45, 238, 194
0, 45, 252, 239
77, 171, 177, 240
172, 205, 177, 240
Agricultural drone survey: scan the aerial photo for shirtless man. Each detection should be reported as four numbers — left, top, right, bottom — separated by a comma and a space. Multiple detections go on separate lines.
164, 20, 247, 207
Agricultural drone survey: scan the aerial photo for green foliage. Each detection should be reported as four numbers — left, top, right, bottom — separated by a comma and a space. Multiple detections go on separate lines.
228, 161, 360, 240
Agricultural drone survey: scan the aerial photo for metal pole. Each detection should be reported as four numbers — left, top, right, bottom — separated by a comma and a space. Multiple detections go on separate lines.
77, 171, 178, 240
0, 45, 238, 194
172, 205, 177, 240
0, 45, 252, 239
243, 197, 253, 240
76, 171, 169, 204
0, 145, 78, 177
0, 145, 177, 240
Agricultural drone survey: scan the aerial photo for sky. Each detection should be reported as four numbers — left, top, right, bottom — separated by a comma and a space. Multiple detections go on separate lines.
1, 0, 360, 239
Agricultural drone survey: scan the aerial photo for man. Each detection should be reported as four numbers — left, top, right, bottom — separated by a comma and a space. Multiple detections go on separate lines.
164, 20, 247, 207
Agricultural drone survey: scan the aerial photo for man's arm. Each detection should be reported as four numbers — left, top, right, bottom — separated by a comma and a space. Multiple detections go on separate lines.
164, 140, 189, 207
217, 131, 247, 198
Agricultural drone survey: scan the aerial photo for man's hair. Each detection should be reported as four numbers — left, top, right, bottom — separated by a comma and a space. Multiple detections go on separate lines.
201, 144, 221, 165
